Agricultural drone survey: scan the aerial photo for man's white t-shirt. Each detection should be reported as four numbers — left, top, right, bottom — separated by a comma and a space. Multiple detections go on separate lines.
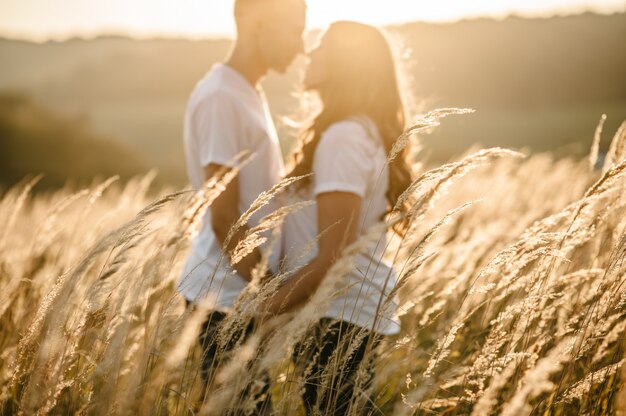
282, 117, 401, 335
178, 63, 285, 308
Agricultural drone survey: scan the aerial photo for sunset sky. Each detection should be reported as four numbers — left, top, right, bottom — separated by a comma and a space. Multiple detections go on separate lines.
0, 0, 624, 41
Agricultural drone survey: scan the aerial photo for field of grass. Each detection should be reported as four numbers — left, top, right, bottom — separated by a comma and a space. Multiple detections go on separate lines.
0, 114, 625, 415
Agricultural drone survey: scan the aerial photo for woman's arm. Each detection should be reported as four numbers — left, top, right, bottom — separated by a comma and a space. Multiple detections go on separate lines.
263, 191, 361, 315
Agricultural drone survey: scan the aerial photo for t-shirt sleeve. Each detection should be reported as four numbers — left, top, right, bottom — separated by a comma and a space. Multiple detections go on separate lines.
193, 91, 243, 169
313, 122, 373, 198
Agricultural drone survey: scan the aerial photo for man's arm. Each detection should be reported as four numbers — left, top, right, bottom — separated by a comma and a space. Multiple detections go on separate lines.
205, 163, 263, 282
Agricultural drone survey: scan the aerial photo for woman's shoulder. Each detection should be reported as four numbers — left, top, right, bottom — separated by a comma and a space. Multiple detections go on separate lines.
319, 116, 382, 153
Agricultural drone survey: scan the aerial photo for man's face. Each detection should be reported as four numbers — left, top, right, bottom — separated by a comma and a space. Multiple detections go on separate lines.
256, 2, 306, 73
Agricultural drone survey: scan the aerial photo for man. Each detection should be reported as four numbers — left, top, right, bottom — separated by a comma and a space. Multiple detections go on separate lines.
177, 0, 306, 412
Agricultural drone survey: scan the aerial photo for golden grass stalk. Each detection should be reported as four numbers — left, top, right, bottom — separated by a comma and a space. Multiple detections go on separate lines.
222, 174, 310, 249
182, 152, 253, 241
500, 338, 573, 416
230, 201, 313, 265
590, 114, 607, 171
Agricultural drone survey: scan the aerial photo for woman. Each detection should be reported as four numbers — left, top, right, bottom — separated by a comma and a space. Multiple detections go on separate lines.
262, 21, 414, 415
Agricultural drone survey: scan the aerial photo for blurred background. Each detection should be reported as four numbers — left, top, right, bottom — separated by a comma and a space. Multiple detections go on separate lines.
0, 0, 625, 190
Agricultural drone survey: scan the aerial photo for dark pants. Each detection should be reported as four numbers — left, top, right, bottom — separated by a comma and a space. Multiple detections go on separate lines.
187, 301, 272, 415
293, 319, 382, 416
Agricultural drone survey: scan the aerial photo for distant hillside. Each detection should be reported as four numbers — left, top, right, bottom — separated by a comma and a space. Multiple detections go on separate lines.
0, 12, 625, 185
0, 92, 146, 190
398, 13, 626, 108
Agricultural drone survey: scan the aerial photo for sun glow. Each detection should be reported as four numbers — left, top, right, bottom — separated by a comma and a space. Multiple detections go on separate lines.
0, 0, 624, 41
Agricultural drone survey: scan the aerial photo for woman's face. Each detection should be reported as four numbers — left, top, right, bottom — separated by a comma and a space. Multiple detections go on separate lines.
304, 33, 330, 91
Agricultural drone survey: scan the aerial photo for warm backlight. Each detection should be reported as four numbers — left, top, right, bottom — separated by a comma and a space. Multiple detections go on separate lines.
0, 0, 624, 41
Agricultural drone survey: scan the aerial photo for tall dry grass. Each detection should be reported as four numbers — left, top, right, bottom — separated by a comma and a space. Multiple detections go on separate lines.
0, 114, 625, 415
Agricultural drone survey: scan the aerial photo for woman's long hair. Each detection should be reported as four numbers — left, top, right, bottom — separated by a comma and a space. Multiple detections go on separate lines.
286, 21, 413, 233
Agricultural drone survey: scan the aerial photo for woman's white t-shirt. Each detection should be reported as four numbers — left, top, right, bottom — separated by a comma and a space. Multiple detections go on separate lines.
282, 117, 401, 335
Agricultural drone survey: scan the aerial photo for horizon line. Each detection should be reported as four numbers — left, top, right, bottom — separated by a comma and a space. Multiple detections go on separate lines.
0, 9, 623, 44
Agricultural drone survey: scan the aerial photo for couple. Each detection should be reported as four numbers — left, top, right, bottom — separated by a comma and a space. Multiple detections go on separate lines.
178, 0, 413, 414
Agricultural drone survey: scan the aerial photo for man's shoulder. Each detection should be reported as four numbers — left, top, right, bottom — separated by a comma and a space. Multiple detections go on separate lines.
189, 77, 241, 113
